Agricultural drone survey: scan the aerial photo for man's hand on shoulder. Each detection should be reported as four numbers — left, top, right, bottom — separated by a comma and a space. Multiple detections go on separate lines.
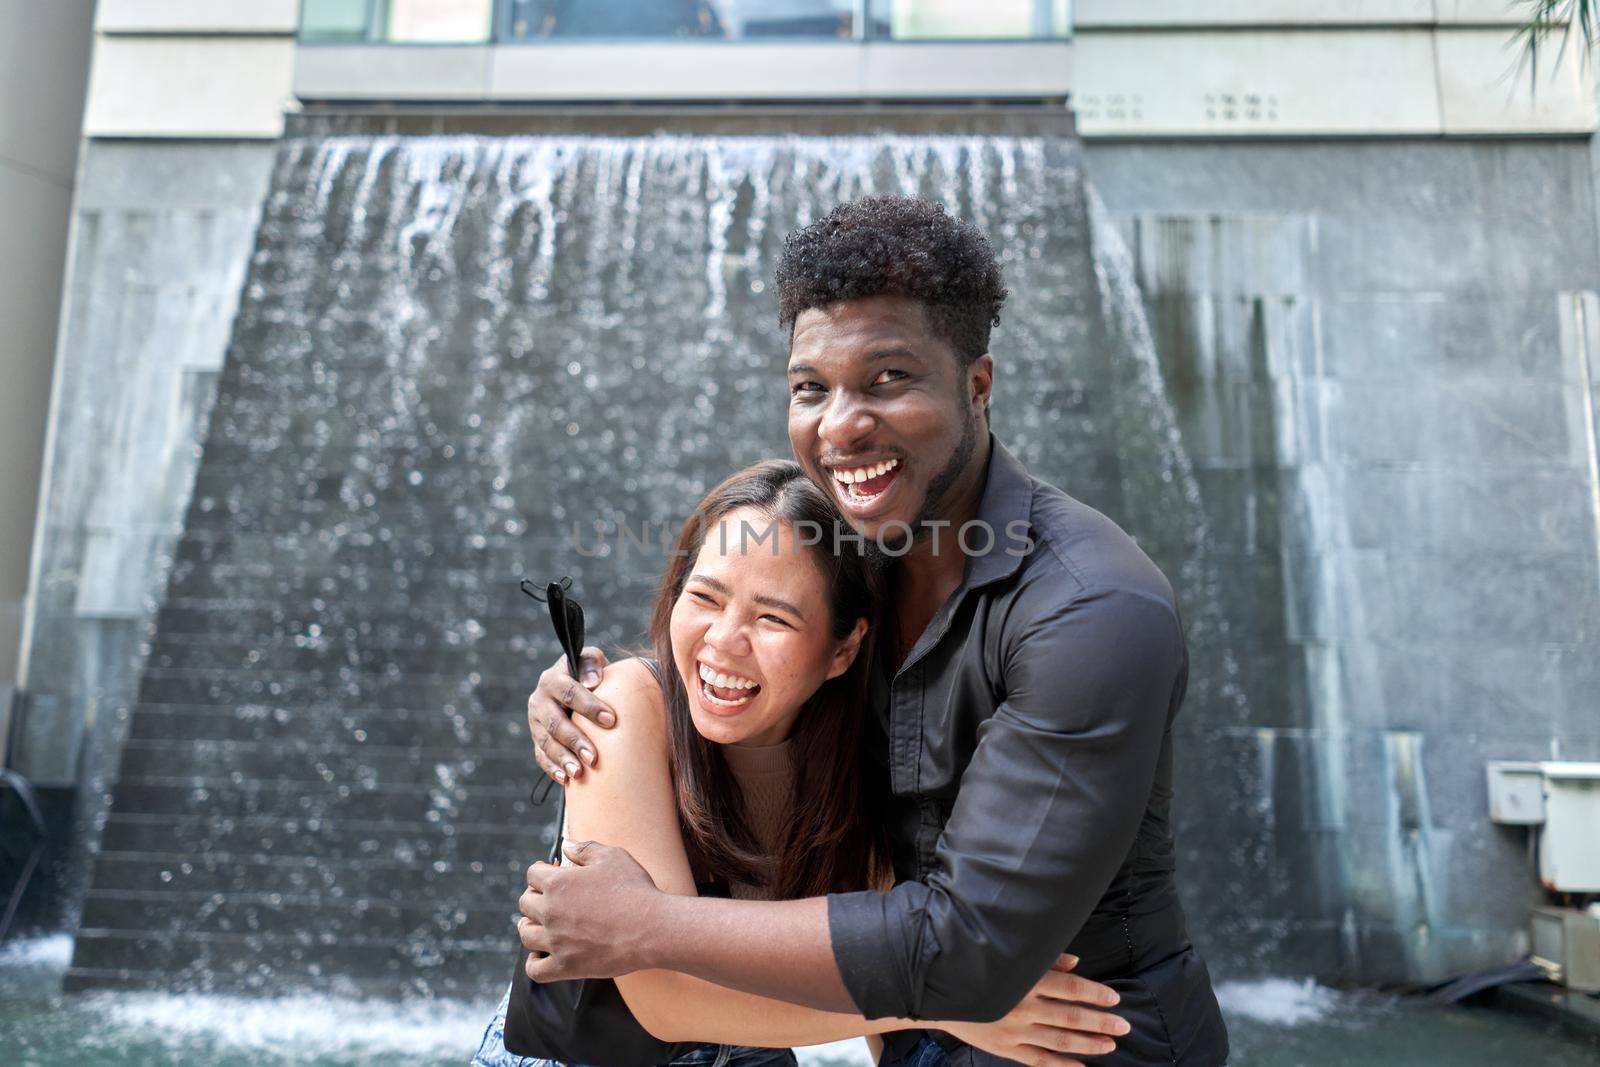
566, 658, 672, 782
527, 645, 615, 783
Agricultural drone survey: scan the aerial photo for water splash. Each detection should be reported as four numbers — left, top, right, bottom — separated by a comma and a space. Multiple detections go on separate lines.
1216, 977, 1342, 1026
0, 933, 74, 968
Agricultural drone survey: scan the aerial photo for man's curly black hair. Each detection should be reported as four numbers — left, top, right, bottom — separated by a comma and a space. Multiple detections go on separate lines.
775, 196, 1007, 367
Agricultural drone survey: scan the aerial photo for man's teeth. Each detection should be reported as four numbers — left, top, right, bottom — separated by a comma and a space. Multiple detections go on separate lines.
834, 457, 900, 485
697, 661, 758, 690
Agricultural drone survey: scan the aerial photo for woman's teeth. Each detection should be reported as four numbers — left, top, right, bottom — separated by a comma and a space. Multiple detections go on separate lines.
698, 661, 760, 707
834, 457, 900, 500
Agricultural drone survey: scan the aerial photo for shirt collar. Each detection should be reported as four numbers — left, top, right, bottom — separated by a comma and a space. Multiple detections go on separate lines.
962, 432, 1035, 592
868, 433, 1034, 689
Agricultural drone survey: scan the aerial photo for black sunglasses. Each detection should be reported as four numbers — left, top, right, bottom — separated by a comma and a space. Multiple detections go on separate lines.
519, 576, 587, 806
520, 576, 585, 680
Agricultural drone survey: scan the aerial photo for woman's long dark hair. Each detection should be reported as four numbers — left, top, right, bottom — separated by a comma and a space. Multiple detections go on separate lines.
648, 460, 888, 899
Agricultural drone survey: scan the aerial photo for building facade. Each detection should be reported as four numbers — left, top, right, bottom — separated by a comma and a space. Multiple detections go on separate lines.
7, 0, 1599, 986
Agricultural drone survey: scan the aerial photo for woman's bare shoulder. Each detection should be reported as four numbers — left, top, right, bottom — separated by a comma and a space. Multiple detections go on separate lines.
591, 657, 667, 709
563, 658, 696, 895
581, 657, 671, 764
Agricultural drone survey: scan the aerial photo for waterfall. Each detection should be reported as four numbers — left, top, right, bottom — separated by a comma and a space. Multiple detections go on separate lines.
69, 131, 1251, 994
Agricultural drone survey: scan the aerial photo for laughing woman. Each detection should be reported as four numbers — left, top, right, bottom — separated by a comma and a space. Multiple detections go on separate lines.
473, 460, 1119, 1067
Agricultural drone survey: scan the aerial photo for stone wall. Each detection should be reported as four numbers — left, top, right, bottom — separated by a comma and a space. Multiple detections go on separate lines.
1086, 139, 1600, 982
15, 141, 275, 923
0, 0, 94, 699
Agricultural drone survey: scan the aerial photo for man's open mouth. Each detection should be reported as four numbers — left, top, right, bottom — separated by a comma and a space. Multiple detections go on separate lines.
697, 660, 761, 708
831, 457, 902, 508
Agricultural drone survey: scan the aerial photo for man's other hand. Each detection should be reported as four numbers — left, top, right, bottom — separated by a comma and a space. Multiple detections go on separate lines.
936, 953, 1129, 1067
518, 840, 661, 981
527, 647, 613, 782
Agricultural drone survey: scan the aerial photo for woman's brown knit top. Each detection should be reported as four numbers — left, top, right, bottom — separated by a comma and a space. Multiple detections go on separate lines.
719, 738, 796, 901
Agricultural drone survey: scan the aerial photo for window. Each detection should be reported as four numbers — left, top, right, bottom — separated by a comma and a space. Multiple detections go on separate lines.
388, 0, 493, 42
301, 0, 494, 42
503, 1, 858, 41
878, 0, 1070, 40
301, 0, 373, 41
302, 0, 1070, 43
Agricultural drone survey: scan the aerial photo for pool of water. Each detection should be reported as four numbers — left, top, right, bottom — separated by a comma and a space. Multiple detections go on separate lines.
3, 937, 1596, 1066
1214, 975, 1598, 1065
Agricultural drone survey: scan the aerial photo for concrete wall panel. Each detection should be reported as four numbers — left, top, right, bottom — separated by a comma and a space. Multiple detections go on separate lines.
17, 141, 276, 782
1074, 29, 1443, 136
0, 165, 75, 685
1075, 1, 1438, 28
863, 42, 1073, 97
1437, 0, 1553, 23
297, 44, 491, 101
96, 0, 300, 35
488, 42, 863, 99
1435, 27, 1598, 134
1089, 137, 1600, 982
83, 36, 295, 139
0, 0, 93, 701
1076, 0, 1533, 27
0, 1, 96, 179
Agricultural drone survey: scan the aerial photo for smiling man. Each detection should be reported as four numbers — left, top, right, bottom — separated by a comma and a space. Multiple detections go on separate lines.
519, 197, 1229, 1066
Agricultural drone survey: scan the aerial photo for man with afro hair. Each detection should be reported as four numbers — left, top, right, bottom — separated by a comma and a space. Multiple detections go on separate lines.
524, 196, 1230, 1066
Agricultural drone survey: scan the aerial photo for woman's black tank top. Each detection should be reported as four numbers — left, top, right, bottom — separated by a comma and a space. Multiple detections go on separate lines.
499, 656, 722, 1065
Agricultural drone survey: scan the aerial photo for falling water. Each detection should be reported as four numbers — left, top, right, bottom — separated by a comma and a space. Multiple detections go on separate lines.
68, 131, 1256, 995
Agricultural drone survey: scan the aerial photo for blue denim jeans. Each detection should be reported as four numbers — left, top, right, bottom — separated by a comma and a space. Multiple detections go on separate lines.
472, 982, 800, 1067
874, 1036, 948, 1067
874, 1034, 1231, 1067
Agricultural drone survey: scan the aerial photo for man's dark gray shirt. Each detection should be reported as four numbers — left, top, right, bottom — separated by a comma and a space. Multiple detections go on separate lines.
827, 435, 1229, 1066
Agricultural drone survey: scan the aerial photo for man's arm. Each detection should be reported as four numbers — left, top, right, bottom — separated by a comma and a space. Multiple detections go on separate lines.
527, 855, 852, 1009
523, 585, 1179, 1023
526, 844, 1128, 1056
827, 587, 1181, 1021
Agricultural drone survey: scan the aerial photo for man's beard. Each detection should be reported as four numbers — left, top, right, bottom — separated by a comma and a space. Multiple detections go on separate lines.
862, 407, 979, 571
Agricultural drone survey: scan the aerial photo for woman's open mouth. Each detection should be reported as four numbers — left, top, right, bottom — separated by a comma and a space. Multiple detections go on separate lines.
697, 660, 761, 712
830, 457, 902, 516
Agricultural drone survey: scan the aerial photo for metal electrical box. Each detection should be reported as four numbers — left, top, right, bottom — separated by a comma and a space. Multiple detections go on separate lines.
1486, 760, 1600, 893
1530, 906, 1600, 993
1539, 763, 1600, 893
1486, 760, 1546, 825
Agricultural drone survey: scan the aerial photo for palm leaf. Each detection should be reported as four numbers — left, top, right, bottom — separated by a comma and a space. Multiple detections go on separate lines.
1515, 0, 1596, 96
